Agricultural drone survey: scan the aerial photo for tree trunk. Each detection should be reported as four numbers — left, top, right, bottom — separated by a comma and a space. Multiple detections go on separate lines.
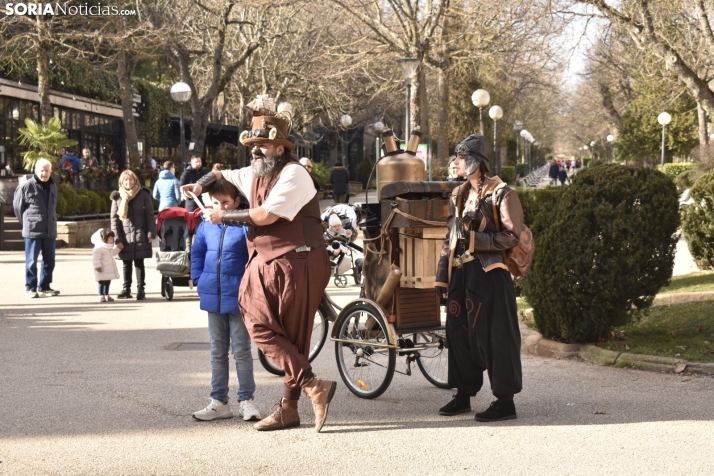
436, 66, 450, 164
35, 16, 52, 123
188, 98, 209, 158
697, 100, 708, 147
118, 49, 140, 168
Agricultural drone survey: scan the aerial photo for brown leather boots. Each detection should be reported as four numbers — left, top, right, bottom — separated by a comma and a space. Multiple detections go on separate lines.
302, 377, 337, 433
253, 398, 299, 431
254, 378, 337, 433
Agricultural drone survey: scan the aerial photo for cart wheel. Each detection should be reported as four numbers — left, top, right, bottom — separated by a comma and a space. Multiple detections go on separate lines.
258, 308, 329, 376
164, 278, 174, 301
414, 330, 450, 389
334, 303, 395, 399
352, 266, 362, 285
160, 276, 166, 298
334, 275, 347, 287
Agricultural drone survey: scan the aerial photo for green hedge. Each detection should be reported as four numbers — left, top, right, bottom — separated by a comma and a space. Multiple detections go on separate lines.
522, 164, 679, 343
311, 161, 331, 190
516, 163, 527, 177
682, 170, 714, 268
583, 157, 592, 168
499, 166, 516, 185
57, 184, 111, 217
657, 162, 693, 180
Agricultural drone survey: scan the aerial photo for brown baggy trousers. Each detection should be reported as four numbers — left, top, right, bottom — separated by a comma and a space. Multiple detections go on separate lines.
239, 246, 331, 399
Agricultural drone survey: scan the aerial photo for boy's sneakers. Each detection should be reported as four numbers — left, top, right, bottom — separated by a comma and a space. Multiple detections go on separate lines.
192, 399, 233, 421
39, 288, 60, 297
26, 289, 38, 298
237, 399, 262, 421
99, 296, 107, 302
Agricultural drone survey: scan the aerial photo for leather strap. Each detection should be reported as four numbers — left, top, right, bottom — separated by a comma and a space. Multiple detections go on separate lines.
491, 188, 509, 264
222, 208, 254, 226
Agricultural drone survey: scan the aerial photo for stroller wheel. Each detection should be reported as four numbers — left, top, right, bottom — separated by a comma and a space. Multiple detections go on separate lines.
334, 275, 347, 288
165, 278, 174, 300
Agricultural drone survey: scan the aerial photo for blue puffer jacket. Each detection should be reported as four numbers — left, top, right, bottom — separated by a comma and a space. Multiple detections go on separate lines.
152, 169, 181, 211
191, 220, 249, 314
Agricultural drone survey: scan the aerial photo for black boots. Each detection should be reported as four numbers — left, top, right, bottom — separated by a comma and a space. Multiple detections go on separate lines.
438, 393, 472, 416
475, 400, 517, 422
118, 262, 133, 299
136, 266, 145, 300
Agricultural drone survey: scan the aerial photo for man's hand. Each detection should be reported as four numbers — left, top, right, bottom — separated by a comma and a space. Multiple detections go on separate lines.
180, 183, 202, 201
202, 208, 225, 224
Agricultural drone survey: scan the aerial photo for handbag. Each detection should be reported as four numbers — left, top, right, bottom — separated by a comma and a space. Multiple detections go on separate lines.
491, 189, 534, 277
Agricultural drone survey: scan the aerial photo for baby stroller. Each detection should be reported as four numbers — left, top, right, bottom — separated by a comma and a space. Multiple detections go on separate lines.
155, 207, 202, 300
322, 204, 363, 287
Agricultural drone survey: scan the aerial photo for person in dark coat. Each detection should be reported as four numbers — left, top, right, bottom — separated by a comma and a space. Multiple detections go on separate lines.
435, 134, 524, 423
110, 170, 156, 300
13, 159, 60, 298
558, 166, 568, 186
548, 159, 559, 186
179, 155, 207, 212
330, 161, 350, 204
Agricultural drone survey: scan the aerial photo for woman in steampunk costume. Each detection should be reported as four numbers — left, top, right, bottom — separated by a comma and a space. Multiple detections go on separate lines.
434, 134, 524, 422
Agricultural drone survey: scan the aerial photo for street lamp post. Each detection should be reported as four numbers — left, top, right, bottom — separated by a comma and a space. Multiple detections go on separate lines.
170, 82, 192, 166
606, 134, 615, 162
397, 58, 421, 136
340, 114, 352, 169
472, 89, 490, 135
658, 112, 672, 167
514, 120, 523, 170
489, 105, 503, 176
520, 129, 530, 174
373, 121, 384, 190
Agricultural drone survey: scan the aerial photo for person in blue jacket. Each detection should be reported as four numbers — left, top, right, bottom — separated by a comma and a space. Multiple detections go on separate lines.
59, 148, 82, 172
153, 161, 181, 210
190, 180, 261, 422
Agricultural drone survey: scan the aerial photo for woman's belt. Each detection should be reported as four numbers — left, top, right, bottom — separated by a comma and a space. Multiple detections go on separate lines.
452, 251, 476, 268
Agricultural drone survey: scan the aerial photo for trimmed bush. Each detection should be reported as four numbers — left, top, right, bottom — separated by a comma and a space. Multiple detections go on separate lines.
658, 162, 693, 180
682, 170, 714, 268
499, 166, 516, 185
516, 163, 527, 177
311, 161, 331, 190
674, 169, 694, 193
517, 187, 564, 235
583, 157, 592, 168
57, 184, 111, 217
522, 164, 679, 343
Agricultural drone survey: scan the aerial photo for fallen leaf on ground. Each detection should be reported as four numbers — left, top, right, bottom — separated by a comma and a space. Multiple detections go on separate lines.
697, 326, 703, 333
674, 363, 687, 373
676, 346, 687, 350
594, 410, 608, 415
625, 344, 631, 351
668, 330, 677, 335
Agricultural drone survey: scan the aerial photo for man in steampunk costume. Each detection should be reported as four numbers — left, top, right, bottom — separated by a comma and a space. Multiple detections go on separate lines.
181, 96, 335, 432
434, 134, 524, 422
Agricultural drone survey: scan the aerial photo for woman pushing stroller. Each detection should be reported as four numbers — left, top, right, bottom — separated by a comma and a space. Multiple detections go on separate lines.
435, 134, 524, 422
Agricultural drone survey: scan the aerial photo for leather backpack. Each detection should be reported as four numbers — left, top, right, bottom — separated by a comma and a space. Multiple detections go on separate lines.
491, 189, 534, 277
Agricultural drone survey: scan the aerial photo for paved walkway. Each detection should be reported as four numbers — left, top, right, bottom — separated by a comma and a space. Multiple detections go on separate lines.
1, 247, 713, 475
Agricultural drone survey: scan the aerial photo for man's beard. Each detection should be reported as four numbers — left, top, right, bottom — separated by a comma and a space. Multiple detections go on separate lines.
250, 152, 278, 177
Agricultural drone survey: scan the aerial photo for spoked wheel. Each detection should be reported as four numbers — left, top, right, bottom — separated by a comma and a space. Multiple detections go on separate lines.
164, 277, 174, 301
334, 303, 395, 399
334, 275, 348, 287
258, 308, 328, 376
414, 330, 450, 389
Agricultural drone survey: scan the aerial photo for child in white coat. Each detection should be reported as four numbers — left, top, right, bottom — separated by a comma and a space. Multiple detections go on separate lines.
92, 228, 120, 302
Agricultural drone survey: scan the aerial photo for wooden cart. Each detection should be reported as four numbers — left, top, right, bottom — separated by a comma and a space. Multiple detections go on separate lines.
330, 181, 460, 398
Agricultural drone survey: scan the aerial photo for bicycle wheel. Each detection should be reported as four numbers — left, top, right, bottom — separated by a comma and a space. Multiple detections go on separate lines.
258, 307, 328, 376
334, 303, 395, 399
414, 330, 450, 389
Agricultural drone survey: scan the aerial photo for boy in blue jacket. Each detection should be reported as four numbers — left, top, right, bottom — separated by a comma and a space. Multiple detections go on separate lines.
191, 180, 261, 422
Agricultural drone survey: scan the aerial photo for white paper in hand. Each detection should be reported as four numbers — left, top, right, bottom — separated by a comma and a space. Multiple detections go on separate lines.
187, 191, 206, 212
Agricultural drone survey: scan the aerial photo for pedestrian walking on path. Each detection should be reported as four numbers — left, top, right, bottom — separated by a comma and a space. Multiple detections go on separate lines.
91, 228, 120, 302
190, 180, 261, 423
435, 134, 524, 422
330, 161, 350, 204
13, 159, 61, 298
182, 96, 335, 433
153, 161, 181, 211
110, 170, 156, 301
179, 155, 207, 212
